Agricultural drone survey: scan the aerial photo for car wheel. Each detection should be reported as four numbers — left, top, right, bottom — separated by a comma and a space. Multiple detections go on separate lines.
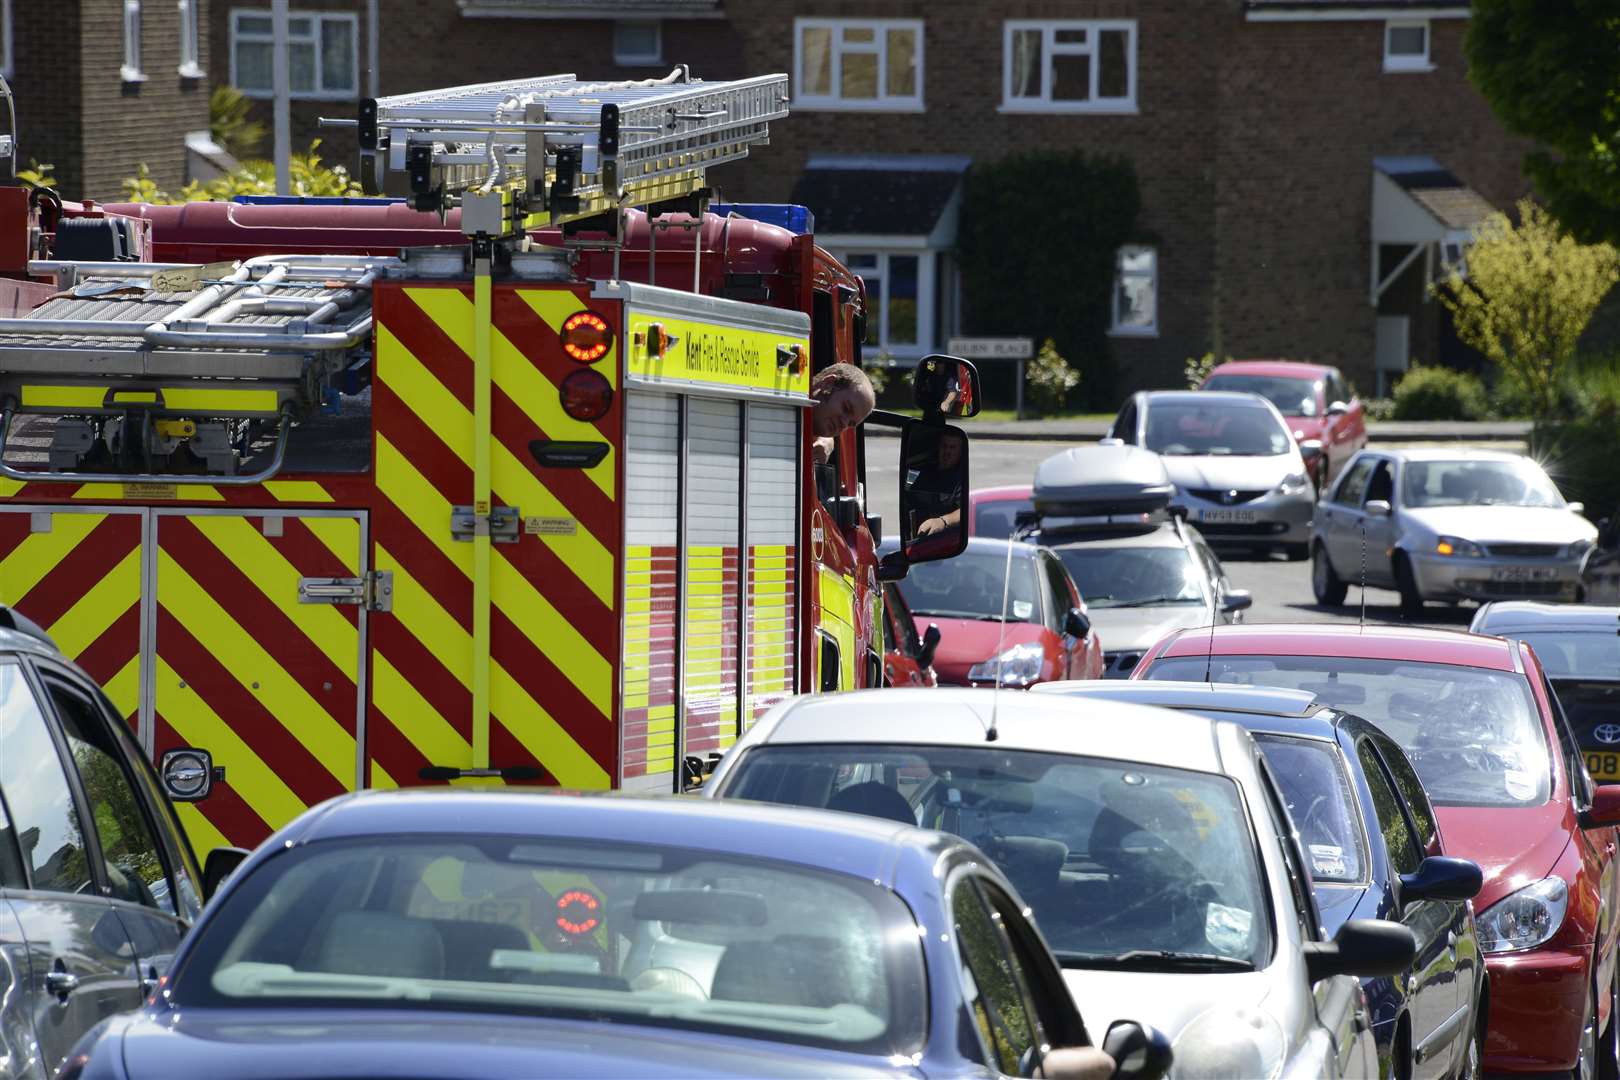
1394, 554, 1424, 617
1459, 995, 1485, 1080
1312, 543, 1348, 606
1600, 962, 1620, 1080
1283, 543, 1309, 562
1574, 977, 1600, 1080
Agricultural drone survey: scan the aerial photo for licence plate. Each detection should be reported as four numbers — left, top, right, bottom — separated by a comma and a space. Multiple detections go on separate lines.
1199, 509, 1258, 524
1587, 751, 1620, 782
1491, 566, 1558, 582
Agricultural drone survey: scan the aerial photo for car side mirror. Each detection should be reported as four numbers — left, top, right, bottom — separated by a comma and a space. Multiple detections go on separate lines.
1099, 1020, 1173, 1080
1303, 919, 1415, 983
1364, 499, 1391, 518
913, 354, 981, 418
1567, 501, 1585, 516
1064, 608, 1092, 639
918, 623, 941, 670
899, 421, 968, 565
1098, 436, 1125, 447
160, 747, 218, 802
202, 846, 249, 902
1298, 439, 1324, 462
1399, 856, 1483, 905
1220, 589, 1253, 613
1327, 401, 1348, 417
1580, 785, 1620, 829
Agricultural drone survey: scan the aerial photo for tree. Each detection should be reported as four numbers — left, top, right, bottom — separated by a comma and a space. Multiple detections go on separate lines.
1432, 199, 1620, 422
1467, 0, 1620, 245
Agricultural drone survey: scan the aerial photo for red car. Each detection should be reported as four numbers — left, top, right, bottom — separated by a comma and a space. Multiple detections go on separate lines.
1201, 360, 1367, 491
880, 580, 937, 687
967, 484, 1034, 539
888, 537, 1104, 686
1134, 623, 1620, 1079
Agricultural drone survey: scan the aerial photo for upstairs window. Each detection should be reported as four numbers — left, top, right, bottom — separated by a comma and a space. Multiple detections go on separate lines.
1110, 245, 1158, 337
231, 10, 359, 100
1384, 20, 1431, 72
178, 0, 203, 77
614, 21, 661, 66
123, 0, 145, 82
1004, 20, 1137, 113
795, 18, 923, 111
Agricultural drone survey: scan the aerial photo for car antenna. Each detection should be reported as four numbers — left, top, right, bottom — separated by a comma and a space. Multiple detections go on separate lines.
1202, 613, 1216, 686
986, 538, 1017, 743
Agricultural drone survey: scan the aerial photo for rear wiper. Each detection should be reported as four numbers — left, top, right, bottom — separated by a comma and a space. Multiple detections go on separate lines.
1056, 949, 1254, 973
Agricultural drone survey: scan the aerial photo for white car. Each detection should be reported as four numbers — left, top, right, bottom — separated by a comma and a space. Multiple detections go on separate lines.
706, 688, 1415, 1079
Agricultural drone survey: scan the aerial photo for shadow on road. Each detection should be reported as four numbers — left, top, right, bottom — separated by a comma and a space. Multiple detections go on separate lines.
1283, 593, 1475, 629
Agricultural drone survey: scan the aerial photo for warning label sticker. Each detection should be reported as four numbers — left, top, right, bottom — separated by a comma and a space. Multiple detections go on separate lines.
525, 516, 578, 536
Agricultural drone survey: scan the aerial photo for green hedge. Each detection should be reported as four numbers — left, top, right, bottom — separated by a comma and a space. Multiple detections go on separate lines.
1390, 366, 1490, 421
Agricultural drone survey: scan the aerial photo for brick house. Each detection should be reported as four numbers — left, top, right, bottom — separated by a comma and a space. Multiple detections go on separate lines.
6, 0, 211, 200
203, 0, 1531, 396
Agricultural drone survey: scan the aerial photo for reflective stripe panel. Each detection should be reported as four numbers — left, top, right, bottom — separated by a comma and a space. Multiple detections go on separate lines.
745, 404, 798, 722
622, 391, 678, 790
684, 397, 740, 757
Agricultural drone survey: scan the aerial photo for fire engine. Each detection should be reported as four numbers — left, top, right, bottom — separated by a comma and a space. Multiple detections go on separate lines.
0, 69, 978, 850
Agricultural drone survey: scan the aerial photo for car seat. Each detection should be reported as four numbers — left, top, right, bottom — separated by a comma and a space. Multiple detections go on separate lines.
433, 919, 530, 981
314, 911, 445, 979
827, 781, 917, 826
709, 935, 863, 1010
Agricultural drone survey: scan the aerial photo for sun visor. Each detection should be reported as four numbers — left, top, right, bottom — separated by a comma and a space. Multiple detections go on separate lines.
1032, 444, 1175, 517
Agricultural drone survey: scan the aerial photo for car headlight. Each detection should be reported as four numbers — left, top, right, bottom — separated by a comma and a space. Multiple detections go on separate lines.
1476, 877, 1567, 953
1171, 1006, 1284, 1080
1276, 472, 1310, 495
967, 642, 1047, 687
1435, 536, 1485, 558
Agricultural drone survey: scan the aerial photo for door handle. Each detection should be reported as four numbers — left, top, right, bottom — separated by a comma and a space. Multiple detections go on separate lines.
140, 964, 161, 999
45, 965, 79, 1001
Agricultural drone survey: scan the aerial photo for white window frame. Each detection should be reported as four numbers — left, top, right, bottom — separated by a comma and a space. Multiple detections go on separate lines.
1110, 245, 1158, 338
793, 18, 925, 113
230, 8, 360, 101
827, 242, 936, 360
613, 20, 662, 65
177, 0, 203, 78
1002, 20, 1138, 114
1383, 19, 1433, 73
122, 0, 146, 83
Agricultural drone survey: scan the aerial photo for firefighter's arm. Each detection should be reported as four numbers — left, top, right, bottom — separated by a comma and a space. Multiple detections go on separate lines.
916, 506, 961, 536
812, 435, 835, 465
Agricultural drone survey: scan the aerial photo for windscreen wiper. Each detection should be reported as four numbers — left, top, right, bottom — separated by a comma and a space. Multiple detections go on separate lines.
1108, 596, 1204, 608
1055, 949, 1254, 972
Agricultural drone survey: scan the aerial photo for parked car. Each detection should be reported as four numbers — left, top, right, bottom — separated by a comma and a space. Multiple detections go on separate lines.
884, 536, 1104, 687
1135, 623, 1620, 1079
59, 790, 1166, 1080
1015, 445, 1251, 677
1035, 680, 1486, 1080
1106, 391, 1316, 559
1200, 361, 1367, 492
1311, 449, 1597, 614
1471, 601, 1620, 786
967, 484, 1035, 539
0, 608, 242, 1079
708, 687, 1418, 1080
880, 580, 938, 687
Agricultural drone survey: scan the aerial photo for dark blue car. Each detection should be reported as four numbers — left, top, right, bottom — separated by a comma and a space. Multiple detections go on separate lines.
58, 790, 1166, 1080
1037, 681, 1486, 1080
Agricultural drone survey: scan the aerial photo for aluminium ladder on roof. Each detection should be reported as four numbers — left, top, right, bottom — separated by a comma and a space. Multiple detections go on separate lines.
343, 67, 790, 230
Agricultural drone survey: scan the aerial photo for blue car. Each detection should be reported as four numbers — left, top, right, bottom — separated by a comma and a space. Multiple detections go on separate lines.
1036, 681, 1486, 1080
59, 790, 1166, 1080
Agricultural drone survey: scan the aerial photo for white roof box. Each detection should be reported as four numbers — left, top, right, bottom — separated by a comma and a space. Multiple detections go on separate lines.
1032, 444, 1175, 516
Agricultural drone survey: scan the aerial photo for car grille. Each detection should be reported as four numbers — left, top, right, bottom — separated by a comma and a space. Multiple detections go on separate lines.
1187, 488, 1268, 505
1486, 543, 1564, 558
1458, 579, 1568, 598
1104, 651, 1144, 678
1196, 522, 1291, 537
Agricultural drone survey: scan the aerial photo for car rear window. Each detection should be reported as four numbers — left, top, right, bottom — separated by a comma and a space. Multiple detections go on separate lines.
973, 497, 1033, 539
1513, 631, 1620, 678
1251, 735, 1367, 883
1144, 655, 1550, 807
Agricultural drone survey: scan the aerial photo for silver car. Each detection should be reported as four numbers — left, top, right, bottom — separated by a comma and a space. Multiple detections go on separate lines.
1107, 391, 1316, 559
1311, 449, 1598, 613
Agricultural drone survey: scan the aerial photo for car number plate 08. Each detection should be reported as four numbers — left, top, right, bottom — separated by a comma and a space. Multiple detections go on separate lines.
1199, 509, 1258, 524
1586, 751, 1620, 782
1492, 566, 1559, 582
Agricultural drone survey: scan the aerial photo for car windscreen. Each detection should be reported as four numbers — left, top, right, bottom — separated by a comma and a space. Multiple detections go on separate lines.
1144, 402, 1291, 457
1510, 630, 1620, 678
1052, 545, 1205, 608
1251, 735, 1367, 884
723, 744, 1273, 971
1202, 375, 1319, 418
1402, 459, 1565, 508
171, 836, 928, 1057
895, 547, 1043, 623
1144, 655, 1550, 807
974, 497, 1033, 539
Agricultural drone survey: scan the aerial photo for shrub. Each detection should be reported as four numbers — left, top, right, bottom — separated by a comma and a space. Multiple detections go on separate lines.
1390, 366, 1490, 421
122, 140, 362, 204
17, 159, 56, 189
1363, 397, 1396, 422
1183, 352, 1226, 390
1026, 338, 1081, 415
1535, 358, 1620, 520
211, 85, 267, 160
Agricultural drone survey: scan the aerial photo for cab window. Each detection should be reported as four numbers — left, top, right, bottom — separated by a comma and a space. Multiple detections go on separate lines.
1331, 457, 1375, 506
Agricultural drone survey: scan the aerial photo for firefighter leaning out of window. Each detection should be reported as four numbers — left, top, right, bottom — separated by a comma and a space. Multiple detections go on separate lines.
811, 363, 876, 466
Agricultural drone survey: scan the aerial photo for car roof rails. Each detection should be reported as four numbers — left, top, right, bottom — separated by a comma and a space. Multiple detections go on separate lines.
0, 605, 57, 650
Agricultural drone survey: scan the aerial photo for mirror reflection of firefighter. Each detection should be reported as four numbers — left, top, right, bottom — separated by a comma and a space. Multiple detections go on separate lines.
906, 430, 965, 540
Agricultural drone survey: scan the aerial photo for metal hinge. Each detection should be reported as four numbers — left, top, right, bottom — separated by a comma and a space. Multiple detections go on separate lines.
451, 505, 521, 544
298, 570, 394, 612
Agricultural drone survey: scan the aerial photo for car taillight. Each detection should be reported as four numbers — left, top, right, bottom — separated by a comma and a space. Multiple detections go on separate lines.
560, 369, 613, 421
560, 311, 612, 363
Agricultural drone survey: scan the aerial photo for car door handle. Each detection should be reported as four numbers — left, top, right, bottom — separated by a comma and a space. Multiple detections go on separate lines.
45, 966, 79, 1001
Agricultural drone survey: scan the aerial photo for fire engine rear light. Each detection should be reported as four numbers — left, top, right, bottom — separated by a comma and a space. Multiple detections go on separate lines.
560, 311, 612, 363
560, 369, 613, 421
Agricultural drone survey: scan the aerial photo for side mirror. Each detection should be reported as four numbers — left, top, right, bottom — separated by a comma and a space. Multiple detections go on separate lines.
1327, 401, 1349, 417
1064, 608, 1092, 640
160, 747, 217, 802
1399, 856, 1483, 905
1303, 919, 1415, 983
202, 846, 249, 902
1364, 499, 1391, 518
1100, 1020, 1173, 1080
1298, 439, 1324, 463
1098, 437, 1125, 447
913, 354, 981, 418
1567, 501, 1585, 515
899, 421, 968, 564
1220, 589, 1253, 613
918, 623, 941, 670
1580, 784, 1620, 829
